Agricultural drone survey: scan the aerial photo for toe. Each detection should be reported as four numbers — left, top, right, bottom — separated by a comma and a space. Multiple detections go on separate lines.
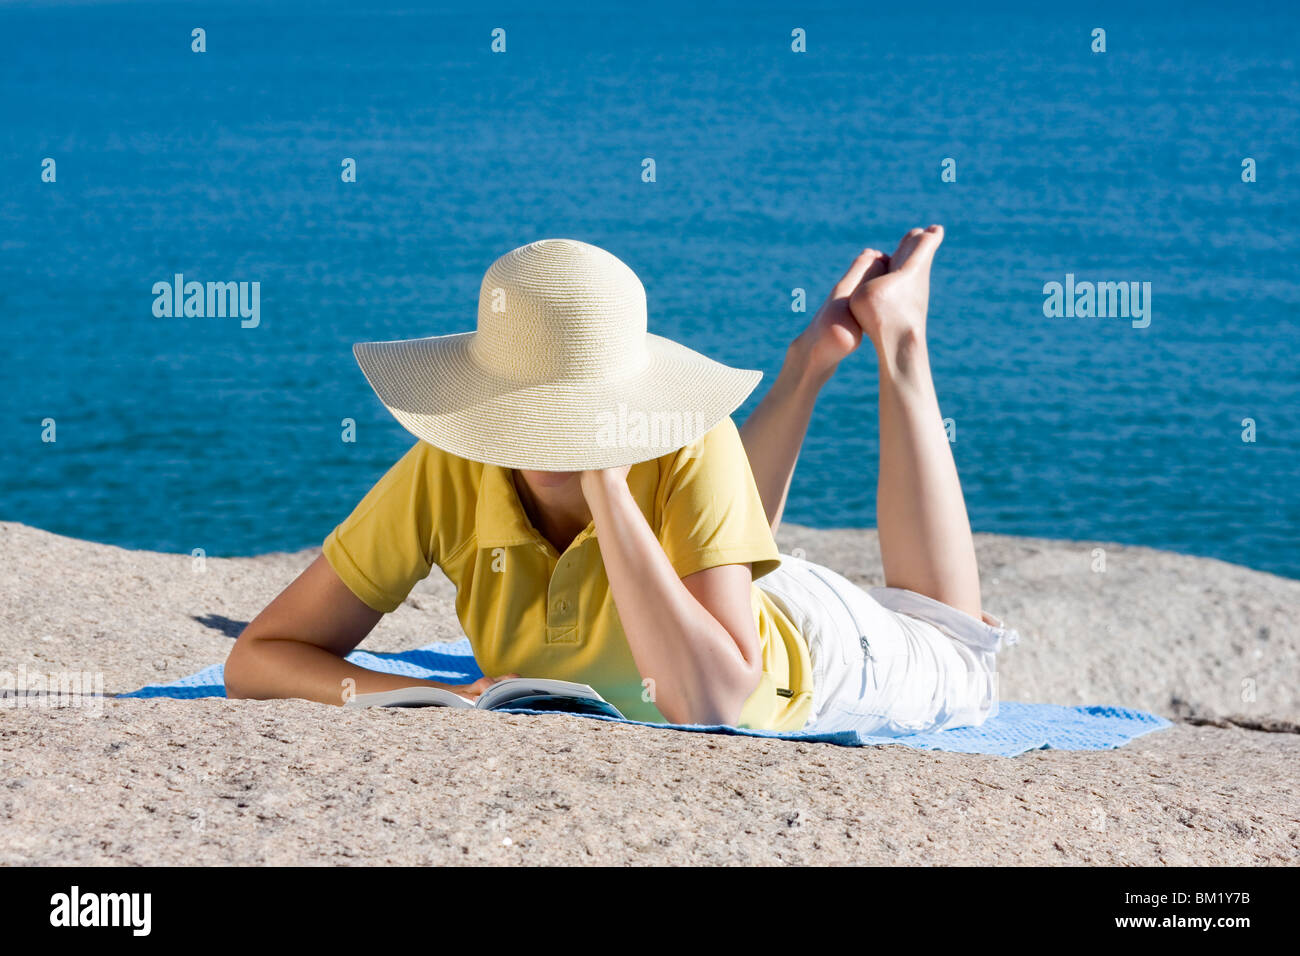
860, 248, 889, 282
899, 225, 945, 270
892, 228, 924, 262
833, 248, 886, 297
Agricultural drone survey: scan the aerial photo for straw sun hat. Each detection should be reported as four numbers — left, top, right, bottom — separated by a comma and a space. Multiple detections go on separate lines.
352, 238, 762, 471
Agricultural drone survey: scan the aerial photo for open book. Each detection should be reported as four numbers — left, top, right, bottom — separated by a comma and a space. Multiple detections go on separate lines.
346, 677, 626, 720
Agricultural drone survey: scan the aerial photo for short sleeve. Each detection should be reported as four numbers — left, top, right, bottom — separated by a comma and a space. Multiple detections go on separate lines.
656, 416, 782, 582
322, 441, 468, 613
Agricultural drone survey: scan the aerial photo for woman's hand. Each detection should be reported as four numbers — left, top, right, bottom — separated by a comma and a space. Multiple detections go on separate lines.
578, 464, 632, 503
447, 674, 519, 702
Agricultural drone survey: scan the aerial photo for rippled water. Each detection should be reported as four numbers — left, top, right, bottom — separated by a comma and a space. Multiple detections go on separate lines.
1, 0, 1297, 576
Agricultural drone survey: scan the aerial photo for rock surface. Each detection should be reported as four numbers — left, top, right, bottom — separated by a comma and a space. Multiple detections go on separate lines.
1, 521, 1296, 865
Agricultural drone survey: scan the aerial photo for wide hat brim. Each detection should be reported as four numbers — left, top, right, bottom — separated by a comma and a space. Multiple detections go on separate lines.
353, 332, 762, 470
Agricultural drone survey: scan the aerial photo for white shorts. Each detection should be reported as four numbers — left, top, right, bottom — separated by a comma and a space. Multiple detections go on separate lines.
757, 554, 1020, 736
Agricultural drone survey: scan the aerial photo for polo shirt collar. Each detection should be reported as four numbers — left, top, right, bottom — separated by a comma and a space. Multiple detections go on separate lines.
475, 465, 599, 552
476, 465, 539, 548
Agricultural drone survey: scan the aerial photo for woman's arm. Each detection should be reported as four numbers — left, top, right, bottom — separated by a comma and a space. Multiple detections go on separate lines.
580, 468, 763, 726
224, 555, 506, 704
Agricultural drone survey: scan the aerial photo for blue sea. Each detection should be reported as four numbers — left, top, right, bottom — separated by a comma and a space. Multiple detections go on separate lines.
2, 0, 1297, 577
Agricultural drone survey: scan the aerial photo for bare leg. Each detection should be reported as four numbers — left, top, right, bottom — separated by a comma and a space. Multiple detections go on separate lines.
740, 248, 888, 534
741, 226, 981, 619
850, 226, 981, 618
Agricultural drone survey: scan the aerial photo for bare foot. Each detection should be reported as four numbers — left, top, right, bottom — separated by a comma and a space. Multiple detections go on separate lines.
848, 225, 943, 364
791, 247, 889, 381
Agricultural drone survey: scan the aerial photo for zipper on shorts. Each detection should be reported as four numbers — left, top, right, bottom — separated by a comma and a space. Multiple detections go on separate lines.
805, 567, 874, 663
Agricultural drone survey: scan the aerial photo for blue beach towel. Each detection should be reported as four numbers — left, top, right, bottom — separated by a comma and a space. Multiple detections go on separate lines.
121, 639, 1170, 757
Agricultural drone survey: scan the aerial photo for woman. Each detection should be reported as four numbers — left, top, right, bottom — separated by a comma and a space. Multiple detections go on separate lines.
225, 229, 1017, 735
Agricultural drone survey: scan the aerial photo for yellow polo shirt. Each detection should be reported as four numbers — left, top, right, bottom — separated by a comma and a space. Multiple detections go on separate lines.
322, 417, 813, 731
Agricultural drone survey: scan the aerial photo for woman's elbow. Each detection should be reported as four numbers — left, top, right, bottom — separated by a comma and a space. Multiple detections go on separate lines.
675, 657, 762, 727
223, 632, 262, 699
720, 657, 764, 726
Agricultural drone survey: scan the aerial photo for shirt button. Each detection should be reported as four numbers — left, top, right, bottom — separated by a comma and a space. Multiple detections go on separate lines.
556, 599, 569, 613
